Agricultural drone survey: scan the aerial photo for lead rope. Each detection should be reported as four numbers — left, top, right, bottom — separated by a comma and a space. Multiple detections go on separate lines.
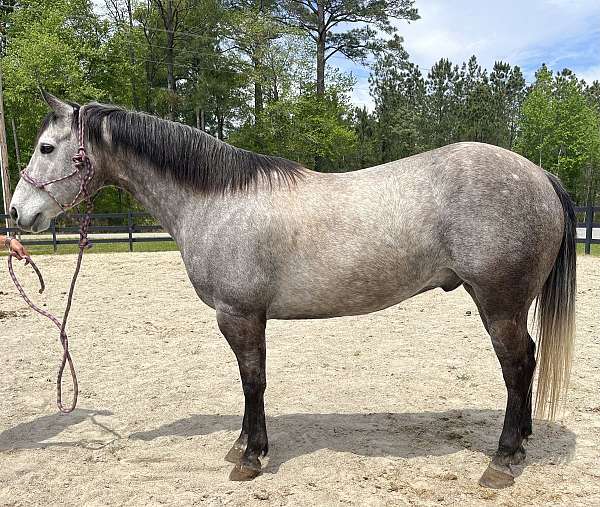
8, 109, 94, 414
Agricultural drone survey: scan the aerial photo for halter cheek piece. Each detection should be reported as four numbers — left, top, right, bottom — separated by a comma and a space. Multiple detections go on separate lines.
20, 107, 95, 213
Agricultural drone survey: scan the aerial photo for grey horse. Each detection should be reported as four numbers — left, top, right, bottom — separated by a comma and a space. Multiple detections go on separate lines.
9, 93, 576, 488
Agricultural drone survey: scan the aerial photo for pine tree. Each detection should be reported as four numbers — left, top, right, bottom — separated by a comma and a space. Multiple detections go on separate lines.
369, 36, 425, 161
424, 58, 461, 148
277, 0, 418, 97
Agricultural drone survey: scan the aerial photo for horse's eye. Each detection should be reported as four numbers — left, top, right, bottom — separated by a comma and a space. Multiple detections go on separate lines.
40, 144, 54, 154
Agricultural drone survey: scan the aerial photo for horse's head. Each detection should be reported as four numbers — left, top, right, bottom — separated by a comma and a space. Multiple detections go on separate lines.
10, 91, 100, 232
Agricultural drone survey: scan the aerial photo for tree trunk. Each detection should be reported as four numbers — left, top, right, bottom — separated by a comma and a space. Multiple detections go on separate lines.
272, 74, 279, 102
313, 1, 326, 170
255, 0, 265, 116
126, 0, 140, 110
157, 0, 177, 120
217, 118, 224, 140
0, 66, 13, 228
253, 55, 264, 149
10, 117, 20, 169
216, 109, 224, 140
253, 55, 264, 122
196, 106, 206, 131
165, 31, 176, 120
316, 0, 326, 97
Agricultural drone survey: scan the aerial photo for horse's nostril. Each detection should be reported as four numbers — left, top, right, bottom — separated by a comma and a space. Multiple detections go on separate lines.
9, 206, 18, 221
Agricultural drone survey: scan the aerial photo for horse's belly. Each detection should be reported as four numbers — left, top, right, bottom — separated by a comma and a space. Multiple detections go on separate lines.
266, 266, 457, 320
267, 288, 411, 319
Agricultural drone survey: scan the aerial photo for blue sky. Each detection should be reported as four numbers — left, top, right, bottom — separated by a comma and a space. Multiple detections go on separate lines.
340, 0, 600, 109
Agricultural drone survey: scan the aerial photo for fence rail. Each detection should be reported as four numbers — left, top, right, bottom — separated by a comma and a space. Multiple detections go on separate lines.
1, 204, 599, 254
0, 212, 173, 252
574, 204, 600, 255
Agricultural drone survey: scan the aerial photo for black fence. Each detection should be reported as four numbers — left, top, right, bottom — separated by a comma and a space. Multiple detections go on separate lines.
1, 204, 599, 254
574, 204, 600, 254
0, 212, 173, 252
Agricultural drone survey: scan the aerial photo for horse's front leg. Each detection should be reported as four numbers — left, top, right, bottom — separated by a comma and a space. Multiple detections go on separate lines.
217, 309, 268, 481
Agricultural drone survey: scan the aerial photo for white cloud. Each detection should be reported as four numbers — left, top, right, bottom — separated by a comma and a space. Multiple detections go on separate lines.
338, 0, 600, 108
398, 0, 600, 76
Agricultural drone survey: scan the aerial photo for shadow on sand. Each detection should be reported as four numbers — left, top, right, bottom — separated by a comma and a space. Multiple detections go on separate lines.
0, 409, 115, 451
0, 408, 575, 474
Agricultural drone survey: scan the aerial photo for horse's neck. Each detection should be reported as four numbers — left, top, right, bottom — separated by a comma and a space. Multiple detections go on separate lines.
107, 153, 199, 241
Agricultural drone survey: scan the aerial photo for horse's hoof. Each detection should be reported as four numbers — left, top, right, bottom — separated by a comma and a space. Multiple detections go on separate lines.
225, 444, 245, 464
229, 463, 262, 481
479, 464, 515, 489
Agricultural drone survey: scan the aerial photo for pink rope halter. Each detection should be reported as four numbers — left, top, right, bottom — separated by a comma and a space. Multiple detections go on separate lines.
8, 106, 94, 414
20, 107, 95, 211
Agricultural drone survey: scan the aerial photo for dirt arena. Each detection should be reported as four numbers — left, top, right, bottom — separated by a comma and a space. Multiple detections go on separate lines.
0, 252, 598, 506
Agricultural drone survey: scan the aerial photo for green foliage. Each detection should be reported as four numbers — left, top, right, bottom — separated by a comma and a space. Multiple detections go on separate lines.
3, 1, 107, 160
369, 36, 425, 162
488, 61, 526, 148
348, 106, 378, 168
422, 58, 461, 148
231, 86, 357, 171
516, 66, 600, 201
365, 47, 527, 169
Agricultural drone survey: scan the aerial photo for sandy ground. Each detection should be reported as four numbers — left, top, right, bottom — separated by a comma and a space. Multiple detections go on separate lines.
0, 252, 598, 506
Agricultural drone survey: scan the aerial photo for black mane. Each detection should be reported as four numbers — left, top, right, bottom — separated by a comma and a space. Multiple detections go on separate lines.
77, 103, 304, 193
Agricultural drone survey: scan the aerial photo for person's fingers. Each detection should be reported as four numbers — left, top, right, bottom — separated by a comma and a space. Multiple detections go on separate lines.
9, 241, 28, 260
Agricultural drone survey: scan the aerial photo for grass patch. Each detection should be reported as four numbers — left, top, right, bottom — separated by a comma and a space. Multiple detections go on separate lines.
1, 240, 179, 256
576, 243, 600, 256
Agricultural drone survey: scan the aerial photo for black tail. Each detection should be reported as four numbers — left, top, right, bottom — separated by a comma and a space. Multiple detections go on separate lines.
534, 172, 577, 419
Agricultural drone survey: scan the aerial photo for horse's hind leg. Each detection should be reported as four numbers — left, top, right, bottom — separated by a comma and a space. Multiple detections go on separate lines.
465, 283, 535, 443
217, 309, 268, 481
465, 286, 536, 489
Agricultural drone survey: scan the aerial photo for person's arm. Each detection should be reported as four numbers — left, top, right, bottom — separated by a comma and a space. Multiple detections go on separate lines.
1, 235, 29, 260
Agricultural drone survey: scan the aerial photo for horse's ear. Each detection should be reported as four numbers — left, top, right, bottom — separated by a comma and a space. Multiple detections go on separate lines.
40, 88, 74, 117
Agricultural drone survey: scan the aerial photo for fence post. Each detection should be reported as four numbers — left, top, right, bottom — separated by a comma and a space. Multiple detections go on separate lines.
585, 202, 593, 255
128, 211, 134, 252
51, 219, 57, 253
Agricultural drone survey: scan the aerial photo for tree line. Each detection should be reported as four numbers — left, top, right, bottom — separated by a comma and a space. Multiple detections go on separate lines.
1, 0, 598, 214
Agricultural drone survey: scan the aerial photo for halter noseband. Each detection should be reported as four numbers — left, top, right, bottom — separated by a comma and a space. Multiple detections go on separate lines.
20, 107, 95, 212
